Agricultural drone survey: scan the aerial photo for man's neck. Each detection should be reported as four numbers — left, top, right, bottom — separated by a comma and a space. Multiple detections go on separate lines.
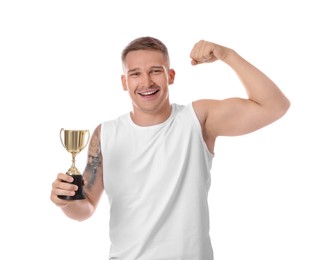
130, 103, 172, 127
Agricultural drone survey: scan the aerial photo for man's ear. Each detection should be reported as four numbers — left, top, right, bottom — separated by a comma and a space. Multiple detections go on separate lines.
168, 69, 176, 85
121, 75, 128, 91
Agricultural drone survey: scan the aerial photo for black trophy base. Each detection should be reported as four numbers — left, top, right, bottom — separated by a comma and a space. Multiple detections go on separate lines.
58, 174, 86, 200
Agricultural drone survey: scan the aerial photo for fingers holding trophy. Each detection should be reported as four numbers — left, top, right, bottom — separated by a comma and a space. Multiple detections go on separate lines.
59, 128, 90, 200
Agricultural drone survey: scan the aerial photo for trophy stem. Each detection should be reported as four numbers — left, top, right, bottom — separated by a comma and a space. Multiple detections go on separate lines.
71, 153, 77, 172
72, 153, 76, 164
67, 152, 80, 175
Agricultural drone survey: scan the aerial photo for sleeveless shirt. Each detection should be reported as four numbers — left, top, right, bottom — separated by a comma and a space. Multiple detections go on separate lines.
101, 103, 214, 260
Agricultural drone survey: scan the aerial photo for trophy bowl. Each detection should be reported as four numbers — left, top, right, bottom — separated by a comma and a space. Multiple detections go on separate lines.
58, 128, 90, 200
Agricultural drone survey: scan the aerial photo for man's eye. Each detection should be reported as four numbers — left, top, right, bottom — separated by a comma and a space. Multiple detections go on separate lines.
151, 70, 162, 74
129, 72, 140, 77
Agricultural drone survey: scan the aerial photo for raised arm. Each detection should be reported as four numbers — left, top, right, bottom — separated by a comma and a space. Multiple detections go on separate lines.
50, 124, 104, 221
191, 40, 290, 152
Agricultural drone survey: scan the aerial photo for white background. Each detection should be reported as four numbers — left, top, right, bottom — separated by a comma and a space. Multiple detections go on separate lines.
0, 0, 331, 259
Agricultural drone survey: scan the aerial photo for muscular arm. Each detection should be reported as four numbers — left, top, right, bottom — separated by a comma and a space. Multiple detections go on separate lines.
191, 40, 290, 152
51, 124, 104, 221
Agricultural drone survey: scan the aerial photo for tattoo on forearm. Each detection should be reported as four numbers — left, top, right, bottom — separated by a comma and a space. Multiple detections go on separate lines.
85, 155, 101, 189
84, 125, 102, 190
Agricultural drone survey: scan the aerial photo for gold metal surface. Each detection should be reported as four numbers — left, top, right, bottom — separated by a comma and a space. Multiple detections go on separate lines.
60, 128, 90, 175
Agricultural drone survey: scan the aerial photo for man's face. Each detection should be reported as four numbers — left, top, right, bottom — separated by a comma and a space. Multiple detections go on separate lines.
121, 50, 175, 115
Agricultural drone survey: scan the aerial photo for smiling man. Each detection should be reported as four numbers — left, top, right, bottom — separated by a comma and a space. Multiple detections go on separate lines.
51, 36, 290, 260
121, 46, 175, 126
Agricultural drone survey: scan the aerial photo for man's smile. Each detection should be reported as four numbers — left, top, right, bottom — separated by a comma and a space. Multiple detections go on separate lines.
137, 89, 160, 97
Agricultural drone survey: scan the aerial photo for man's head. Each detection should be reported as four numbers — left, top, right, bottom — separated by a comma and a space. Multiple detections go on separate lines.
120, 36, 175, 121
121, 36, 170, 69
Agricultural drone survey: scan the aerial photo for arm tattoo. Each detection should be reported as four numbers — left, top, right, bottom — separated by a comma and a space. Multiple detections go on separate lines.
85, 155, 101, 189
84, 125, 102, 190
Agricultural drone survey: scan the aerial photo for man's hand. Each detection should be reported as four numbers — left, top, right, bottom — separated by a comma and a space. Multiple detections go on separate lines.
190, 40, 229, 65
50, 173, 77, 207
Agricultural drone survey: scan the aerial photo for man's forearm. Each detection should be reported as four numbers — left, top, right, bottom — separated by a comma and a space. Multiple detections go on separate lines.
60, 199, 95, 222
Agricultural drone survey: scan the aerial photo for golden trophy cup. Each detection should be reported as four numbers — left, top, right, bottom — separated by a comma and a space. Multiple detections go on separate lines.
58, 128, 90, 200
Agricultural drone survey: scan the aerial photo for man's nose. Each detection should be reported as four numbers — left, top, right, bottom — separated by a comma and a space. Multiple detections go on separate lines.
140, 73, 154, 87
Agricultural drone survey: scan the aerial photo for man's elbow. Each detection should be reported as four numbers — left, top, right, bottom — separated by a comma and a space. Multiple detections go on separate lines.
274, 97, 291, 120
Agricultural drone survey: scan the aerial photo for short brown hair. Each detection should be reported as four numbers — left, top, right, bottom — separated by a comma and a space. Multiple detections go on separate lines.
121, 36, 170, 66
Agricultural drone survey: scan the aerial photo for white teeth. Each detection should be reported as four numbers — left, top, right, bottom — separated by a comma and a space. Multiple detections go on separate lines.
140, 90, 157, 96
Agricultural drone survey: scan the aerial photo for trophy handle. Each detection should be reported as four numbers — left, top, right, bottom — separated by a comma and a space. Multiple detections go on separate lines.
60, 128, 66, 149
81, 130, 90, 151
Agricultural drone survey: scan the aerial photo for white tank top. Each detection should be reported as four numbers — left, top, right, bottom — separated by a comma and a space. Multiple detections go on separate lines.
101, 103, 214, 260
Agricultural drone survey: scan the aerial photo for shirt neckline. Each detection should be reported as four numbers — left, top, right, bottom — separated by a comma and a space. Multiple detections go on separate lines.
127, 103, 176, 130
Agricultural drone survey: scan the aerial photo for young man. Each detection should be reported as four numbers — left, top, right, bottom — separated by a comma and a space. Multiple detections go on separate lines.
51, 36, 290, 259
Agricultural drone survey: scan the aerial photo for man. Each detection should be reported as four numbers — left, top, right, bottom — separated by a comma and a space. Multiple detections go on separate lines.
51, 36, 290, 259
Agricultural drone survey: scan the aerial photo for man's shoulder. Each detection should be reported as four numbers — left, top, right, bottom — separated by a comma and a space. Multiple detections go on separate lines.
172, 102, 192, 113
101, 112, 129, 128
172, 102, 199, 124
